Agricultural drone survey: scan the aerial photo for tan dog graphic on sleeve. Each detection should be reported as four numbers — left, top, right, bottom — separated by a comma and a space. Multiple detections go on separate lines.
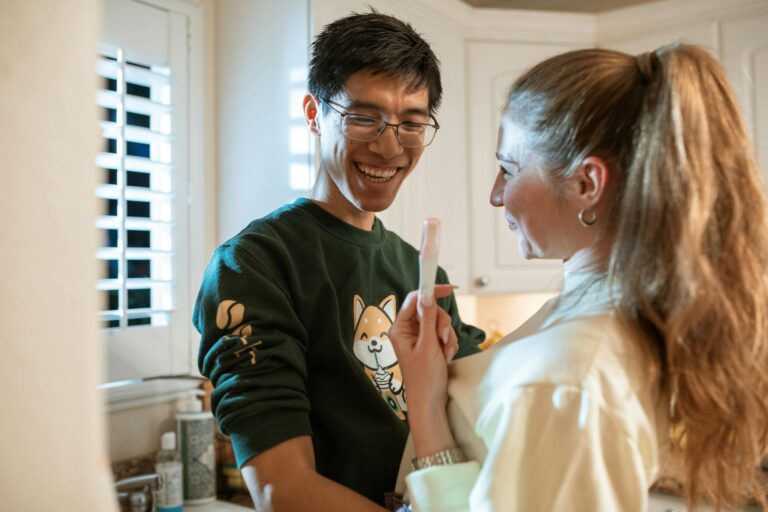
352, 294, 407, 420
216, 299, 261, 365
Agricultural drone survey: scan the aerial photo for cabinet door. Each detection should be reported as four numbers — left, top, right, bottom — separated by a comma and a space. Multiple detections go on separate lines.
468, 42, 575, 294
721, 13, 768, 182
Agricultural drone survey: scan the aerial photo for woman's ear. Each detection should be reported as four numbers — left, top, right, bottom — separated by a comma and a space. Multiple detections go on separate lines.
574, 156, 611, 208
304, 94, 320, 135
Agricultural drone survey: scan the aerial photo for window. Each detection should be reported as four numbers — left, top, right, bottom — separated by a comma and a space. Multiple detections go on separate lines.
97, 0, 195, 382
96, 51, 174, 332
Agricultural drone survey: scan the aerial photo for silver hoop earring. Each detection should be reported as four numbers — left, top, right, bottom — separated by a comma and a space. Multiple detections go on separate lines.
578, 209, 597, 227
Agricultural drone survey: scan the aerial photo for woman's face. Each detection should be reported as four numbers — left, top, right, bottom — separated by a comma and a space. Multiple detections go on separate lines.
490, 114, 577, 261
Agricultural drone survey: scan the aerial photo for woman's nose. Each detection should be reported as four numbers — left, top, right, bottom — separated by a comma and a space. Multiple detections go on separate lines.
489, 170, 505, 207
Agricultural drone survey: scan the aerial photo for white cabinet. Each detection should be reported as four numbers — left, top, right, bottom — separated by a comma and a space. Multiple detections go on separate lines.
466, 41, 577, 294
721, 12, 768, 181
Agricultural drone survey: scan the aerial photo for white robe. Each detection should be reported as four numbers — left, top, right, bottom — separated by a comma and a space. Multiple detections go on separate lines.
397, 273, 667, 511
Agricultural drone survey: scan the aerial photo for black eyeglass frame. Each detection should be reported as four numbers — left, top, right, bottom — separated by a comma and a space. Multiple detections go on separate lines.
319, 97, 440, 148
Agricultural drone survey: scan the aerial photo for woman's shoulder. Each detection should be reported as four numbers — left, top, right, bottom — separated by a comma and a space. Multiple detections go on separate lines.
478, 314, 653, 412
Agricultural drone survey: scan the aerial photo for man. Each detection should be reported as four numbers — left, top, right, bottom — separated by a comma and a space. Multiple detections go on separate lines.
193, 11, 484, 511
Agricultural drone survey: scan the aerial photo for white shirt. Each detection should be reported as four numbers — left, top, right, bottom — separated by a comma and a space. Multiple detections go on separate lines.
400, 272, 667, 511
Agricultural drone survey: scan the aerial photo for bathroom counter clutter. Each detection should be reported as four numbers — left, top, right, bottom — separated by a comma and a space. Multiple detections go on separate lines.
185, 499, 252, 511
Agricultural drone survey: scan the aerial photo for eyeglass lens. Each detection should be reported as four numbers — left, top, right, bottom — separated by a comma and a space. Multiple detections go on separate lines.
342, 115, 436, 148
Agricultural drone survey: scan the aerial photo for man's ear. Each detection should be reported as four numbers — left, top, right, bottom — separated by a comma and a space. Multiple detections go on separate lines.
574, 156, 611, 208
304, 94, 321, 135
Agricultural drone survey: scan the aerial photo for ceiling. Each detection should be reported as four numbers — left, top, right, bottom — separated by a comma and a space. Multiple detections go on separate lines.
459, 0, 655, 13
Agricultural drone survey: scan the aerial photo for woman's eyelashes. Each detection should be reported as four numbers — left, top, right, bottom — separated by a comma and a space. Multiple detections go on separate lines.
499, 162, 521, 179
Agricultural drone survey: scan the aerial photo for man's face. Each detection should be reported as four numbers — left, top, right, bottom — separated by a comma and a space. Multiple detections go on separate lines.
310, 70, 430, 214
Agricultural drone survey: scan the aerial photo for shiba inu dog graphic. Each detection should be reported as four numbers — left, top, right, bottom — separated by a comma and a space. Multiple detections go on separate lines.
352, 294, 407, 420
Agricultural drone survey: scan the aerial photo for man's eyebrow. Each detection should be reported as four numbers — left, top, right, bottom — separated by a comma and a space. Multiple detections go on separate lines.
345, 99, 430, 118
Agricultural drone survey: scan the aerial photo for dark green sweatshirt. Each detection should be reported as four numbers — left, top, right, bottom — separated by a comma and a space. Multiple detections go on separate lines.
193, 198, 484, 505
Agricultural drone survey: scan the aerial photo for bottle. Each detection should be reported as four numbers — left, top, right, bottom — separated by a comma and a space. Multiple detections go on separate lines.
155, 431, 183, 512
176, 390, 217, 504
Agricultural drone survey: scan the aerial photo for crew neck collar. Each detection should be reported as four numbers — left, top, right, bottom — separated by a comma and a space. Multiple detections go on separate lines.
294, 198, 387, 246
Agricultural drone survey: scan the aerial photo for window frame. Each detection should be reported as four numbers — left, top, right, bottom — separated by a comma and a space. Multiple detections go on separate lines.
99, 0, 211, 404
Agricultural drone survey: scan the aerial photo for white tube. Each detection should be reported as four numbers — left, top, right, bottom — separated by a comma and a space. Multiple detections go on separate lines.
418, 218, 441, 309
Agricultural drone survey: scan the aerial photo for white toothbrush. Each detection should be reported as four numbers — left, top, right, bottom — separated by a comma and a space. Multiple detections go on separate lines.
418, 218, 441, 311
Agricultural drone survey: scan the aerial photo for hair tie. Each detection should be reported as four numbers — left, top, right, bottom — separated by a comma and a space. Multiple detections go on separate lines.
636, 51, 659, 84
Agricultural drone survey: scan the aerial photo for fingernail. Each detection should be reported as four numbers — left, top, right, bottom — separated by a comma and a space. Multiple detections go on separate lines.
421, 294, 433, 308
442, 326, 451, 345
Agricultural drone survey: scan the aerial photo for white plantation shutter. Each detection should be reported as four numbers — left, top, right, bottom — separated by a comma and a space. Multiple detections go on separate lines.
97, 0, 191, 381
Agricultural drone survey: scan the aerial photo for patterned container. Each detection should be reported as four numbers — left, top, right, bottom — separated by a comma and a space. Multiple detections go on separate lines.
177, 407, 217, 504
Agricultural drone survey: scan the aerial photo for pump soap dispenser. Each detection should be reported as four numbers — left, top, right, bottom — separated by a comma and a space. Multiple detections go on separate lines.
176, 390, 216, 504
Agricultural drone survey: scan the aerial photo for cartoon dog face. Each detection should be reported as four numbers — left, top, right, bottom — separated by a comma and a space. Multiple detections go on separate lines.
352, 294, 397, 370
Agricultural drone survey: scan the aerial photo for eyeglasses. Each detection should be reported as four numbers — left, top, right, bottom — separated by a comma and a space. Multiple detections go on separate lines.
319, 98, 440, 148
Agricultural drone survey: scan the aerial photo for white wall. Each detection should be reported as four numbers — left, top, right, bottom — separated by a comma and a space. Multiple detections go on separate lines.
0, 0, 117, 510
216, 0, 312, 242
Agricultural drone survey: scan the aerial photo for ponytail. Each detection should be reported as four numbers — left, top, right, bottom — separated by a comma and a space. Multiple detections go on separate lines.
611, 44, 768, 509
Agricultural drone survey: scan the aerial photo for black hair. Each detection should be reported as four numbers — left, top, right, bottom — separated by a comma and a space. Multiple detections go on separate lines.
308, 10, 442, 115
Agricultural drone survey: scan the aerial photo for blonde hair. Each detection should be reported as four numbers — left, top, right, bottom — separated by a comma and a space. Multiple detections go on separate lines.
508, 44, 768, 509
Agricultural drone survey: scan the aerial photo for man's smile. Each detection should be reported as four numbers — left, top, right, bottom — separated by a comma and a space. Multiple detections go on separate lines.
355, 162, 400, 182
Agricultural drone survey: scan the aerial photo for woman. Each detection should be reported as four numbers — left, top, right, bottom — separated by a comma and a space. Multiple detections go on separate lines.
390, 44, 768, 511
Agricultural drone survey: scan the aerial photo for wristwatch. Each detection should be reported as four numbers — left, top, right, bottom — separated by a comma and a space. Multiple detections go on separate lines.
411, 447, 467, 470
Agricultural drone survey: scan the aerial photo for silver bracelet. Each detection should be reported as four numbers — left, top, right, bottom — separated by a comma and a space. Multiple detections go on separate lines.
411, 447, 467, 470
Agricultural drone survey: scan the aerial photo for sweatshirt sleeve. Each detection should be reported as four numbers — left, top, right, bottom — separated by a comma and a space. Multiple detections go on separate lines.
406, 384, 650, 511
193, 241, 311, 468
436, 267, 485, 359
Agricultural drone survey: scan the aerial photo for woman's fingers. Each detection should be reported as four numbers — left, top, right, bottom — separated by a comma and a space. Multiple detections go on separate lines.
390, 287, 458, 354
390, 291, 420, 355
419, 284, 458, 318
435, 307, 459, 362
397, 290, 419, 323
445, 327, 459, 362
434, 283, 458, 299
435, 307, 452, 346
417, 293, 439, 343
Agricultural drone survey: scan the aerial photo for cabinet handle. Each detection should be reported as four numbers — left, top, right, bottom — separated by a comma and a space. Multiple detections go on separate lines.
475, 275, 491, 287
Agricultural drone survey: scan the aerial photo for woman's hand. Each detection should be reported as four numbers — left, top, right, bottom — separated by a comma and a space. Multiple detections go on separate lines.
390, 285, 458, 457
391, 285, 459, 365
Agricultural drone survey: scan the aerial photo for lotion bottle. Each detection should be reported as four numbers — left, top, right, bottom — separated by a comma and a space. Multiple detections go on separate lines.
155, 431, 183, 512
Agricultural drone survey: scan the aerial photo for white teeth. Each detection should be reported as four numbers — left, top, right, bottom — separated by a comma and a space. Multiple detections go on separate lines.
356, 163, 397, 180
